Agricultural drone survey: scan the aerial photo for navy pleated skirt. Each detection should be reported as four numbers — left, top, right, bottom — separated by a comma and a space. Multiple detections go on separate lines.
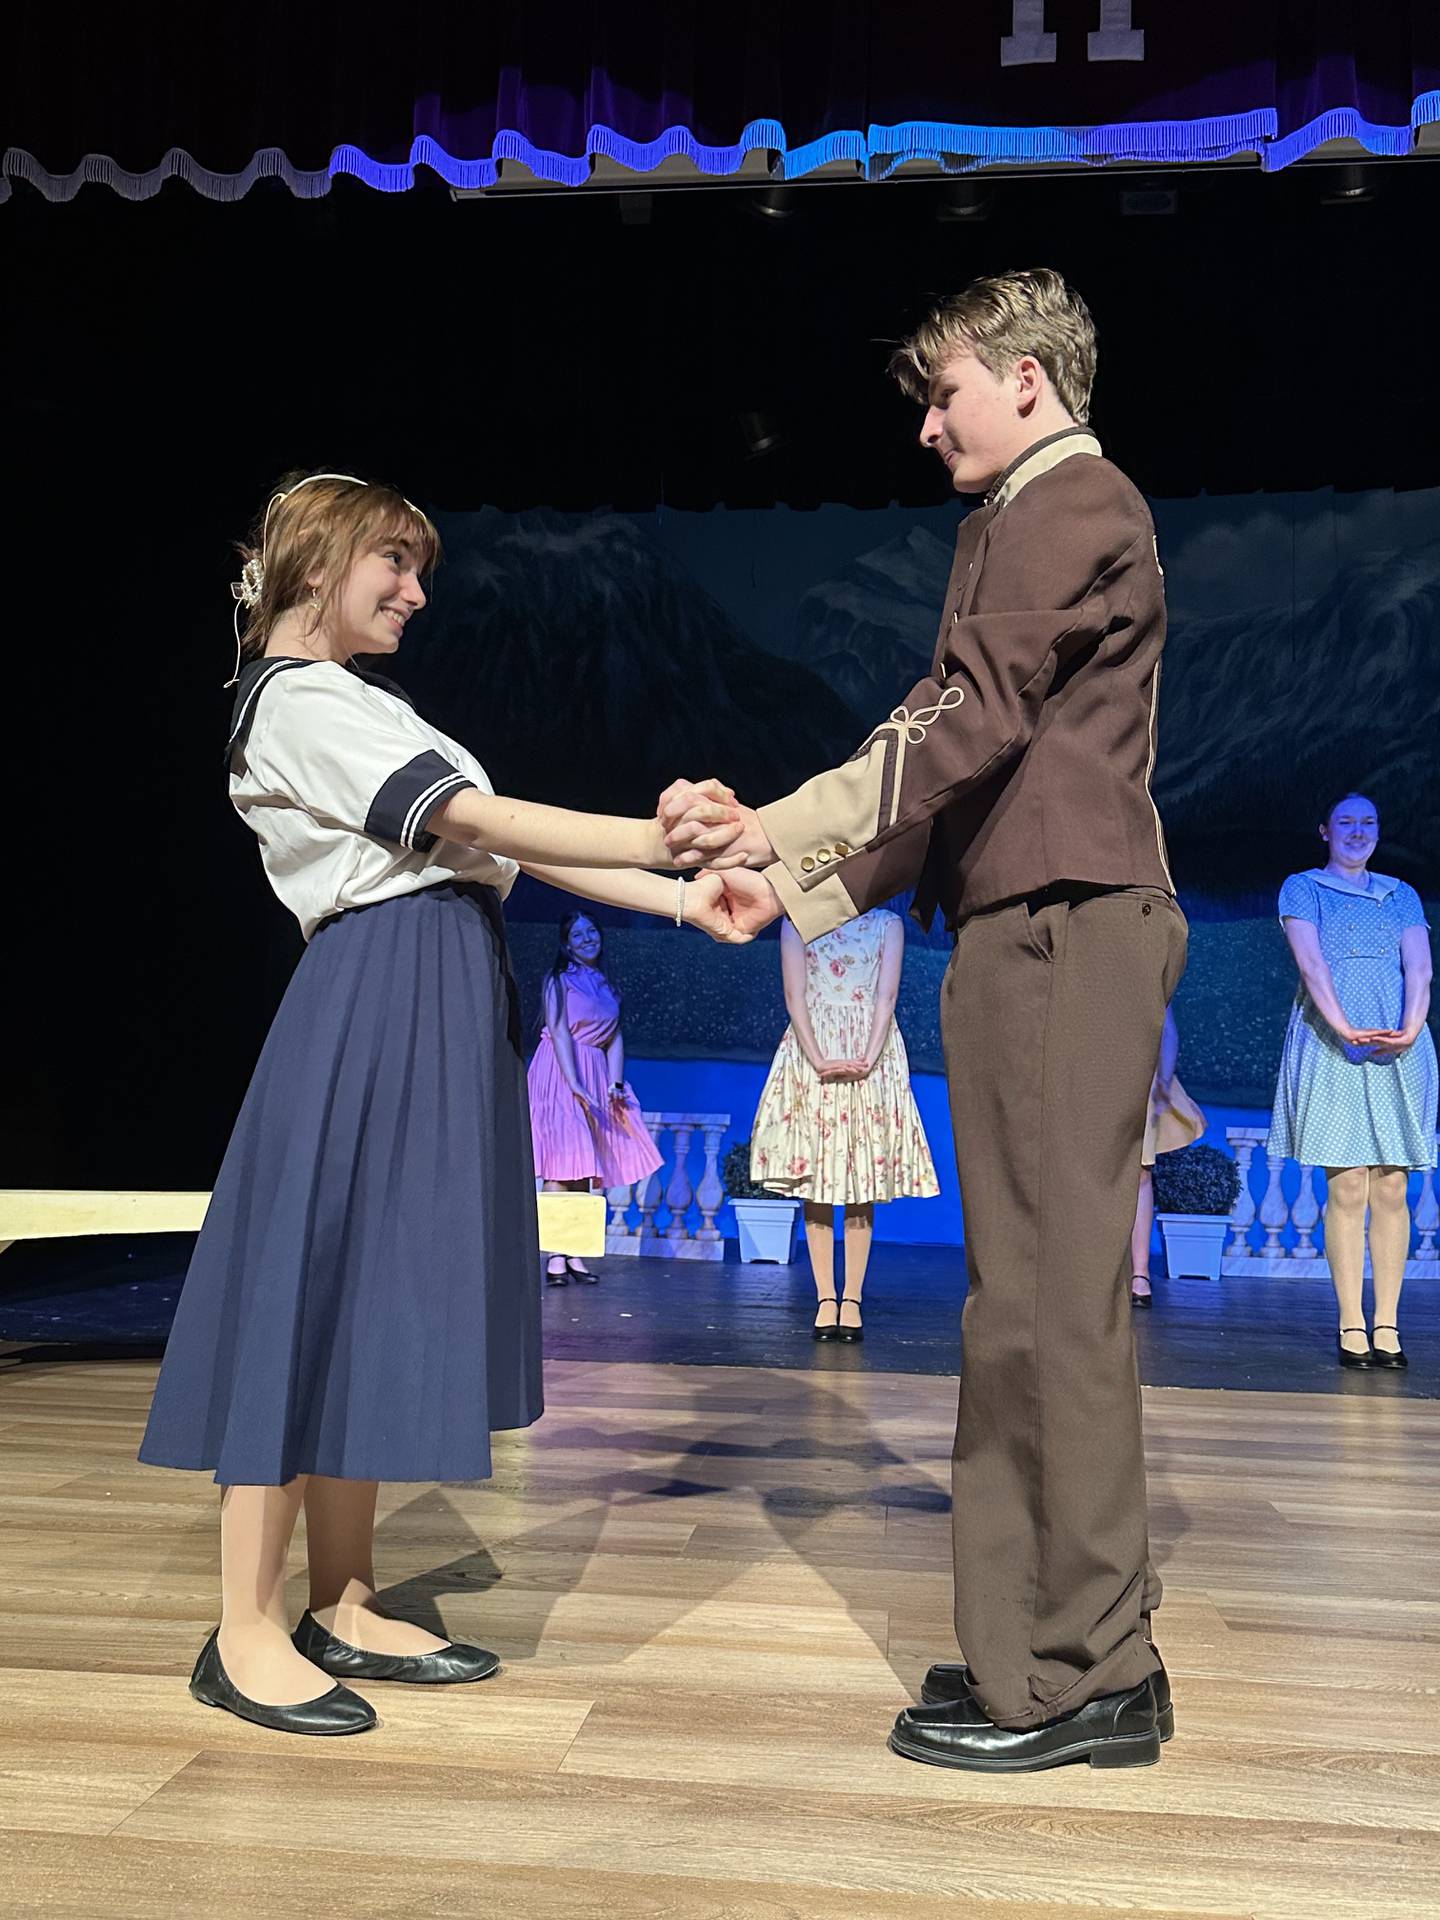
140, 882, 543, 1485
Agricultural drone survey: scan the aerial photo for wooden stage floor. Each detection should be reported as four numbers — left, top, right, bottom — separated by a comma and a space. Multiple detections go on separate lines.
2, 1353, 1438, 1918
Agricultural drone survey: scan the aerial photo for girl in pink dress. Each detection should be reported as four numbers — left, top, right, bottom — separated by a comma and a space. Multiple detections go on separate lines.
528, 912, 663, 1284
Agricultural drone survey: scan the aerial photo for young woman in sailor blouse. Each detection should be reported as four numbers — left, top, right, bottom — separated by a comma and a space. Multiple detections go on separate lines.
140, 472, 744, 1736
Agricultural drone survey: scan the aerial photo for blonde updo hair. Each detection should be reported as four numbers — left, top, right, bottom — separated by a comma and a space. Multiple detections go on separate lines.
234, 470, 442, 666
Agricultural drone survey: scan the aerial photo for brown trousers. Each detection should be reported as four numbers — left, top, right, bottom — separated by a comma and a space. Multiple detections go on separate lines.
941, 884, 1188, 1729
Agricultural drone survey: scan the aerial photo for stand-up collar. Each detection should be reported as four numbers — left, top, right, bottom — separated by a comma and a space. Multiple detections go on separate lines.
986, 426, 1102, 511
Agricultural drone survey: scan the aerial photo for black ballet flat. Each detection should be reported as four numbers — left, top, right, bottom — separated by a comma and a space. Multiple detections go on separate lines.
837, 1301, 864, 1344
545, 1261, 570, 1287
1337, 1327, 1373, 1369
813, 1296, 840, 1342
293, 1611, 500, 1685
189, 1628, 377, 1736
1130, 1276, 1153, 1309
566, 1259, 599, 1283
1369, 1326, 1409, 1370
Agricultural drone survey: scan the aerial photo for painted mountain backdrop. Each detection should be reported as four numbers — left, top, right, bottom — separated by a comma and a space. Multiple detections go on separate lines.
405, 510, 858, 819
409, 496, 1440, 902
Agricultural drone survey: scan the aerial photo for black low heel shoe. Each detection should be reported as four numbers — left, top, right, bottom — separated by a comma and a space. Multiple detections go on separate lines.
188, 1629, 377, 1736
836, 1301, 864, 1343
1369, 1325, 1409, 1369
921, 1658, 1175, 1744
1337, 1327, 1373, 1368
813, 1296, 840, 1342
293, 1611, 500, 1685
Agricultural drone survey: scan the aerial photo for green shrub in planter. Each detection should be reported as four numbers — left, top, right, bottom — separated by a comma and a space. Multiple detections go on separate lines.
1151, 1143, 1241, 1216
723, 1140, 769, 1200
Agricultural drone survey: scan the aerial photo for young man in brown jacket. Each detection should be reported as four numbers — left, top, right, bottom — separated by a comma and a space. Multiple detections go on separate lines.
666, 269, 1187, 1772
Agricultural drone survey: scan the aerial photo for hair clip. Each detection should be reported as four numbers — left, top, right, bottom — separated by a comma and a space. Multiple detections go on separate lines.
233, 555, 265, 610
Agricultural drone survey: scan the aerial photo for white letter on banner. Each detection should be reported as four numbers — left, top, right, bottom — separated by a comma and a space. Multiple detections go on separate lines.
1088, 0, 1144, 61
1001, 1, 1056, 66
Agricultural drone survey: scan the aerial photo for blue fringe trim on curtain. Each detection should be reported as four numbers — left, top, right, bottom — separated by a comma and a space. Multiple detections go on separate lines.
866, 110, 1278, 178
1265, 107, 1419, 171
2, 97, 1432, 203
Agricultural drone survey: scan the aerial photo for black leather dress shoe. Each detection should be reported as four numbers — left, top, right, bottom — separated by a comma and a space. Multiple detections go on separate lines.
189, 1629, 377, 1735
889, 1677, 1162, 1772
293, 1611, 500, 1684
921, 1658, 1175, 1742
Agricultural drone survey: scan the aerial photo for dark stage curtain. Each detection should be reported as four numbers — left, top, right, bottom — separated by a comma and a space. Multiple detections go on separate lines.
4, 2, 1439, 201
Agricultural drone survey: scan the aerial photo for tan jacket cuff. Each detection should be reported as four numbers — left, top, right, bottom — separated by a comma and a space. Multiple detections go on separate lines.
758, 769, 885, 888
762, 859, 858, 943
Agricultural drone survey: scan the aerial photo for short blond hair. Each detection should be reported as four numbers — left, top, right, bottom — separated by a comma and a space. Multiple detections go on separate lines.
235, 471, 441, 666
890, 268, 1097, 424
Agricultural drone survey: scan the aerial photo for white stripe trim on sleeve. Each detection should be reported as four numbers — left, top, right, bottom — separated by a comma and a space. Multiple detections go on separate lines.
401, 772, 473, 850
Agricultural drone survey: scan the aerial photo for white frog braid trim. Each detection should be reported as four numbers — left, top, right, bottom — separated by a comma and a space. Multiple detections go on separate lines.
888, 685, 965, 745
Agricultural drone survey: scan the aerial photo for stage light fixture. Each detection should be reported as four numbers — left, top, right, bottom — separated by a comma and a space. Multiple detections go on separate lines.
739, 411, 786, 457
751, 186, 797, 220
1320, 163, 1374, 205
936, 183, 993, 222
1120, 187, 1176, 216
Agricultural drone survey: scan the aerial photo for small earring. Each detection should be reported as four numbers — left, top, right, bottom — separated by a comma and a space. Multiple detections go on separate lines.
310, 588, 320, 607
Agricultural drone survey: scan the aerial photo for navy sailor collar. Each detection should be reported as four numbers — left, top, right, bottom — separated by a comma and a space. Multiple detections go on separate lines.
226, 655, 416, 764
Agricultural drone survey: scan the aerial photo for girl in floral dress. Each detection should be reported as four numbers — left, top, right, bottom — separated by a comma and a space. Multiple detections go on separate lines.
751, 909, 939, 1340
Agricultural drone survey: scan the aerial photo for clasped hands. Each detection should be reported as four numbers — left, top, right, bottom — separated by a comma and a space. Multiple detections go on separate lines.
817, 1057, 872, 1085
1339, 1023, 1422, 1060
655, 777, 785, 945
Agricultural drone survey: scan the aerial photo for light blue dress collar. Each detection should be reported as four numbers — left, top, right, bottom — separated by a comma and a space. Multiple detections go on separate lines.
1304, 867, 1400, 901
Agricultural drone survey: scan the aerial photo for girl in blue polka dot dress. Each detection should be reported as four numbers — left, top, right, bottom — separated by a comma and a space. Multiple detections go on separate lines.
1269, 793, 1437, 1370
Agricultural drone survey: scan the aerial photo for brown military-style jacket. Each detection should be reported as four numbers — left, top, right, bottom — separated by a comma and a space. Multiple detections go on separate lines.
756, 428, 1175, 941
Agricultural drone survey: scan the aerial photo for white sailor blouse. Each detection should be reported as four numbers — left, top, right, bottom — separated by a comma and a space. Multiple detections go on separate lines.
226, 657, 517, 940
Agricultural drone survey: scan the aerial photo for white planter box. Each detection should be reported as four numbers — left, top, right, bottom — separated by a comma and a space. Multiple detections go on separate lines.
1157, 1213, 1230, 1282
732, 1197, 802, 1264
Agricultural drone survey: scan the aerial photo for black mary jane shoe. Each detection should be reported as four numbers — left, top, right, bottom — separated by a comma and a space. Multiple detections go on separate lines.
1369, 1325, 1409, 1370
1337, 1327, 1373, 1369
813, 1296, 841, 1342
545, 1260, 570, 1287
188, 1628, 377, 1736
889, 1676, 1162, 1773
836, 1300, 864, 1344
293, 1610, 500, 1685
1130, 1276, 1154, 1310
566, 1258, 600, 1284
920, 1658, 1175, 1743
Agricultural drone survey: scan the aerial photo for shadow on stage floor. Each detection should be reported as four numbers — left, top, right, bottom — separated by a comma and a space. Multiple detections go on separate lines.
0, 1233, 1433, 1397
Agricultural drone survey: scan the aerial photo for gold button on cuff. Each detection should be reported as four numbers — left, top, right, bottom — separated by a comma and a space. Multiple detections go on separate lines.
816, 849, 832, 864
834, 843, 851, 858
800, 856, 816, 873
